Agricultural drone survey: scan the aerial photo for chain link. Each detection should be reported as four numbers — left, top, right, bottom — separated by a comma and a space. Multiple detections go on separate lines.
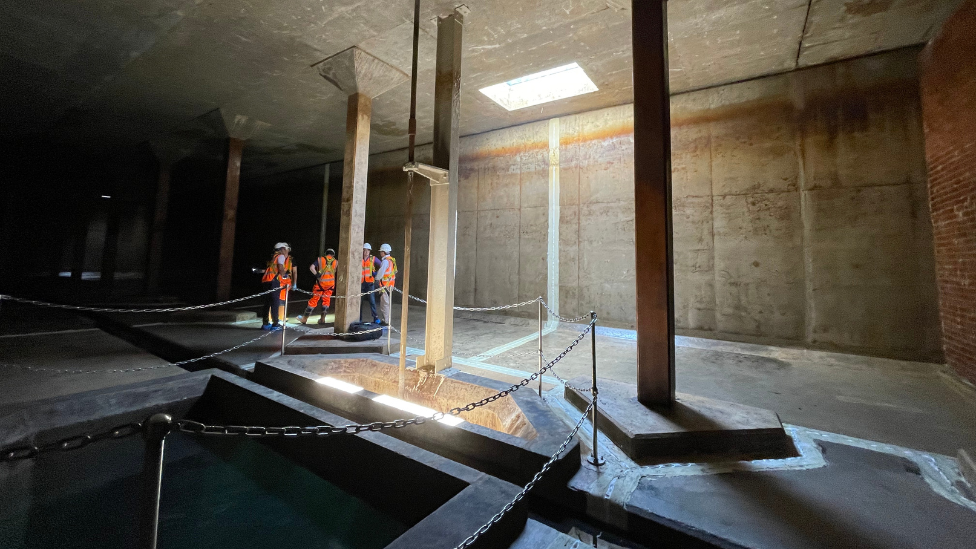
287, 322, 385, 338
291, 285, 389, 300
1, 421, 146, 462
0, 328, 282, 375
176, 319, 595, 439
539, 299, 592, 323
393, 287, 540, 311
544, 352, 592, 394
454, 400, 594, 549
0, 288, 279, 313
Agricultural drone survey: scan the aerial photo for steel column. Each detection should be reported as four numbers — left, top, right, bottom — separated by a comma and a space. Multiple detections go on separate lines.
216, 137, 243, 301
632, 0, 676, 406
420, 9, 463, 373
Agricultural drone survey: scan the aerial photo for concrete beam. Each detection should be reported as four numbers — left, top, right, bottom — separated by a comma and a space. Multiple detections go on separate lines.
420, 9, 463, 373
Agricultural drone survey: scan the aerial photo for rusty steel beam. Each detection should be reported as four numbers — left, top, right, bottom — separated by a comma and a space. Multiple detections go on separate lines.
632, 0, 676, 405
216, 137, 243, 301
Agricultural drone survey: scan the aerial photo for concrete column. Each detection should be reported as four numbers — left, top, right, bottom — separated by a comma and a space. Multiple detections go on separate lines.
145, 161, 171, 294
419, 10, 464, 372
317, 47, 407, 332
318, 163, 331, 257
333, 93, 372, 332
215, 137, 243, 301
632, 0, 676, 405
99, 194, 121, 290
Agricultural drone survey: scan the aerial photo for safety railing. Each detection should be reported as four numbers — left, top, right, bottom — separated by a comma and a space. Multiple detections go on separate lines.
0, 285, 607, 548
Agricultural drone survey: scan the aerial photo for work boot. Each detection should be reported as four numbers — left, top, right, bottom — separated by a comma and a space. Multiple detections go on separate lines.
318, 316, 327, 325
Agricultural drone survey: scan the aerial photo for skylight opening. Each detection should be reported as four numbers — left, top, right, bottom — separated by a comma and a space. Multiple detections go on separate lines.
480, 62, 598, 111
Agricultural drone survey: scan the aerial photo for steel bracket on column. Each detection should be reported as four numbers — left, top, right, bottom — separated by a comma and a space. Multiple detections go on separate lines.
403, 162, 449, 186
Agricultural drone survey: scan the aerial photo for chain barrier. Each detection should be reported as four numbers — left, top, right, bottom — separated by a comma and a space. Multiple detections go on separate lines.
539, 299, 591, 323
544, 351, 592, 394
454, 400, 594, 549
0, 288, 279, 314
0, 328, 282, 375
286, 322, 385, 338
291, 284, 388, 299
1, 421, 146, 462
173, 319, 594, 439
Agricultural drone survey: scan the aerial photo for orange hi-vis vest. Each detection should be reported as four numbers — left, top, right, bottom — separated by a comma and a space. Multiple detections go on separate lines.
316, 256, 337, 288
362, 255, 376, 283
380, 256, 397, 288
262, 253, 292, 285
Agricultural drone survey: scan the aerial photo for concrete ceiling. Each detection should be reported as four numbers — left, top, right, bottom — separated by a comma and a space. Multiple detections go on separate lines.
0, 0, 962, 177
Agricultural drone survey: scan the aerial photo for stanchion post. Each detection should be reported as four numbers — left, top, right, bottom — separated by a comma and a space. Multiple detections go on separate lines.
280, 285, 289, 355
587, 311, 605, 467
538, 298, 544, 397
141, 413, 173, 549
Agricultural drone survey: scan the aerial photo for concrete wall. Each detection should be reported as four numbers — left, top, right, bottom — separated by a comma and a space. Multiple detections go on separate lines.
364, 47, 941, 361
920, 0, 976, 383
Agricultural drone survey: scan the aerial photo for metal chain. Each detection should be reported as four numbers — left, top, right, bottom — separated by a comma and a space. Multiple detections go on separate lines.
291, 284, 389, 299
393, 287, 540, 311
1, 421, 146, 462
454, 400, 595, 549
544, 352, 592, 394
539, 299, 591, 323
286, 322, 385, 338
0, 328, 281, 375
0, 288, 278, 313
175, 320, 595, 439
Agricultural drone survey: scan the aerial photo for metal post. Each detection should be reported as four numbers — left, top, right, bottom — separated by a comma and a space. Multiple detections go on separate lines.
587, 311, 605, 467
141, 413, 173, 549
538, 299, 544, 397
280, 286, 289, 355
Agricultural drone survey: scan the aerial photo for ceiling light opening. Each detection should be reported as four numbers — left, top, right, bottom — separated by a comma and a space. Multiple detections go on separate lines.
479, 62, 598, 111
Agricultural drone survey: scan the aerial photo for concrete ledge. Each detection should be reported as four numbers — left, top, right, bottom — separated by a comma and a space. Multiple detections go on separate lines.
566, 377, 794, 463
286, 330, 392, 355
170, 310, 258, 323
960, 448, 976, 488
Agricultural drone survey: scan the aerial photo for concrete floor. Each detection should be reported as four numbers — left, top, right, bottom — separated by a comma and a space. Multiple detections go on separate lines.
2, 297, 975, 548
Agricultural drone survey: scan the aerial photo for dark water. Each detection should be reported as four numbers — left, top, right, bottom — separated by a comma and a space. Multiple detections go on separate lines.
10, 435, 407, 549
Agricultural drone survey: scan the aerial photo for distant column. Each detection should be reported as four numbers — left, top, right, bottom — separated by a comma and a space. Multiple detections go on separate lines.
420, 9, 464, 373
215, 137, 243, 301
632, 0, 676, 405
318, 163, 331, 257
99, 193, 121, 291
316, 47, 407, 333
146, 161, 172, 294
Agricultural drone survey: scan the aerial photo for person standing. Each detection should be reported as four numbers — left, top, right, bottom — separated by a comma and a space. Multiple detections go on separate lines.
298, 249, 337, 325
374, 243, 397, 326
260, 243, 295, 329
361, 243, 381, 324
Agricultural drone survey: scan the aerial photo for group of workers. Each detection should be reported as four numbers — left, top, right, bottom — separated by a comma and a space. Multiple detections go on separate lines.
259, 242, 397, 330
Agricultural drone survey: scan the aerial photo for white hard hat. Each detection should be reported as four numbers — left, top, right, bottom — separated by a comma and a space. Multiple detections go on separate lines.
274, 242, 290, 250
363, 243, 372, 250
379, 243, 392, 253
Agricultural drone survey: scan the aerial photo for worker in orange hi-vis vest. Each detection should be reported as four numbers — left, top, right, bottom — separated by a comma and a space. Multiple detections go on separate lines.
298, 249, 337, 325
374, 243, 398, 326
259, 242, 296, 330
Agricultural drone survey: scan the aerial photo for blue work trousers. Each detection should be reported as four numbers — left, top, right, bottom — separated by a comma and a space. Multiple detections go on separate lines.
361, 281, 378, 322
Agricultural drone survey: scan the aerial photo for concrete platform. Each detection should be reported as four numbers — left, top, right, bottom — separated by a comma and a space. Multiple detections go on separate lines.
960, 448, 976, 489
170, 310, 258, 323
285, 327, 393, 355
566, 377, 794, 463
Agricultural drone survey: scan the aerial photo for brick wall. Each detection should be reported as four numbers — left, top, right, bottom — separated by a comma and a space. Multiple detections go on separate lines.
920, 0, 976, 383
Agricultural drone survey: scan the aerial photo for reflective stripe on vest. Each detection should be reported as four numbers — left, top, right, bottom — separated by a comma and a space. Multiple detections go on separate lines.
380, 256, 397, 287
362, 255, 375, 283
317, 256, 337, 287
